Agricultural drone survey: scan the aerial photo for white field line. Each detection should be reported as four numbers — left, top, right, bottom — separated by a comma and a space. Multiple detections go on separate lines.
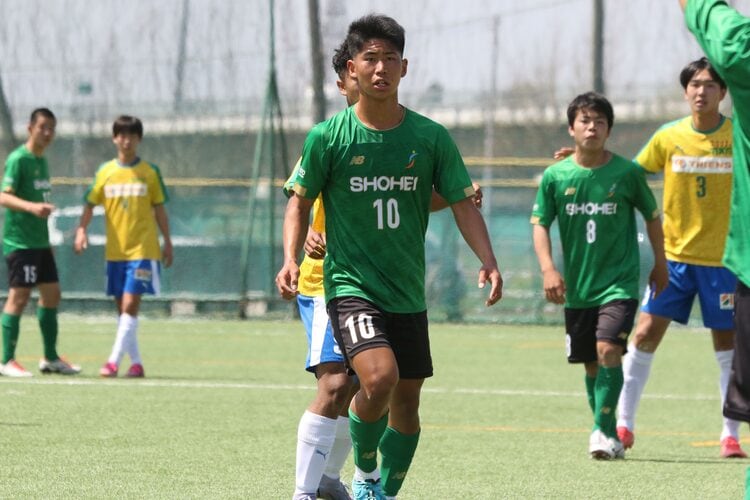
0, 377, 718, 401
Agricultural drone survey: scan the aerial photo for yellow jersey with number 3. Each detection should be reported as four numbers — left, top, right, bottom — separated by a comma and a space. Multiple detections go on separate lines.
634, 115, 732, 266
84, 158, 168, 261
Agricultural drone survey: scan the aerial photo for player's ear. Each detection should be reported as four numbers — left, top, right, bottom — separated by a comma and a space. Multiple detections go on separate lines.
336, 79, 346, 97
347, 59, 356, 80
401, 58, 408, 78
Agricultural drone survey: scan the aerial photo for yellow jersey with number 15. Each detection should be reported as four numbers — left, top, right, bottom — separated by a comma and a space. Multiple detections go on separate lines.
634, 115, 732, 266
84, 158, 168, 261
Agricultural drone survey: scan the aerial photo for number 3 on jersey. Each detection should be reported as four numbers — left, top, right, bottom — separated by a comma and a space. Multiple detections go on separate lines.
373, 198, 400, 229
586, 219, 596, 244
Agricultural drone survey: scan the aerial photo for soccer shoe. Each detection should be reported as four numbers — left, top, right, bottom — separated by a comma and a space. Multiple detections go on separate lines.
589, 429, 615, 460
39, 357, 81, 375
1, 359, 32, 377
616, 426, 635, 450
99, 362, 118, 378
610, 437, 626, 459
352, 477, 384, 500
125, 363, 145, 378
318, 474, 353, 500
720, 437, 748, 458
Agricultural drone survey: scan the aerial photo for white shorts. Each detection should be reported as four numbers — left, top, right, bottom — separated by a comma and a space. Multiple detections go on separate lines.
297, 294, 345, 372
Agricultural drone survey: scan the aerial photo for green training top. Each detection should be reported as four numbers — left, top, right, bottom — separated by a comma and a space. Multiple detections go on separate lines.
1, 145, 52, 254
530, 153, 660, 309
293, 106, 474, 313
686, 0, 750, 287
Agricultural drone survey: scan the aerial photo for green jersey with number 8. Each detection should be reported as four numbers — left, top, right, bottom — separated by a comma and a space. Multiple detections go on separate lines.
1, 145, 52, 254
293, 106, 475, 313
531, 154, 660, 308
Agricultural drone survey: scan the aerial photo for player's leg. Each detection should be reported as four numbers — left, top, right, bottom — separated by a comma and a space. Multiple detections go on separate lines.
379, 310, 431, 498
294, 294, 354, 500
119, 259, 159, 378
1, 250, 34, 376
100, 262, 127, 376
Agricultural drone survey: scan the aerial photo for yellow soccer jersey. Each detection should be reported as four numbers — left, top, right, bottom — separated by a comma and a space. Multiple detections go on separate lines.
297, 197, 325, 297
635, 115, 732, 266
84, 158, 168, 261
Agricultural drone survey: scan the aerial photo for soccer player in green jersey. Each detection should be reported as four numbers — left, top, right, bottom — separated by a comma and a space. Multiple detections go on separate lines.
276, 14, 502, 500
531, 92, 668, 459
0, 108, 81, 377
682, 0, 750, 490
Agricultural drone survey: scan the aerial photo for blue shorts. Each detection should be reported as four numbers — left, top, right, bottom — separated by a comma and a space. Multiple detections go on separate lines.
642, 260, 736, 330
106, 260, 161, 297
297, 294, 345, 373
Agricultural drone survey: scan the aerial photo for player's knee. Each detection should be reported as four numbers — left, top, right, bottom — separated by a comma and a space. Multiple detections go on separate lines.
359, 370, 399, 402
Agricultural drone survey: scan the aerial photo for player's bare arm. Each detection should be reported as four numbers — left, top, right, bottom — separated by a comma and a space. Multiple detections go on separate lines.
679, 0, 688, 10
0, 191, 55, 218
431, 181, 483, 211
449, 196, 502, 306
73, 204, 95, 254
154, 204, 173, 268
645, 215, 669, 298
276, 193, 314, 300
532, 223, 566, 304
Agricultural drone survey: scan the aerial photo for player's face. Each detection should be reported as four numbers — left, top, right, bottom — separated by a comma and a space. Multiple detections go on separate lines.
568, 108, 610, 152
112, 131, 141, 158
28, 116, 56, 152
684, 68, 726, 115
347, 38, 407, 102
336, 71, 360, 106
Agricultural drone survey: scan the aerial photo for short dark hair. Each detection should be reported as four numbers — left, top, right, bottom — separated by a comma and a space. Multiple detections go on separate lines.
566, 91, 614, 130
112, 115, 143, 138
679, 57, 726, 90
332, 40, 349, 78
345, 14, 405, 58
30, 108, 55, 125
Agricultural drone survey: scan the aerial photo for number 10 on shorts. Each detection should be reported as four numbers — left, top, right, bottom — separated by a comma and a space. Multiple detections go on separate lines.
345, 313, 376, 344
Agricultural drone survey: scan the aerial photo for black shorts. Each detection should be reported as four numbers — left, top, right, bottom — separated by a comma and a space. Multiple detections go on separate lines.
6, 248, 59, 288
564, 299, 638, 364
724, 281, 750, 422
327, 296, 433, 379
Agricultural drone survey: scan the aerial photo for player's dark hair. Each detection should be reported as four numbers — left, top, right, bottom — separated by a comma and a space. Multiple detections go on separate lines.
345, 14, 405, 58
679, 57, 726, 90
332, 40, 350, 79
29, 107, 55, 125
112, 115, 143, 138
566, 91, 614, 130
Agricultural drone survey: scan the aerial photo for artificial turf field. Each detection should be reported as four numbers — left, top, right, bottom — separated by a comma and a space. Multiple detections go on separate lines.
0, 317, 746, 499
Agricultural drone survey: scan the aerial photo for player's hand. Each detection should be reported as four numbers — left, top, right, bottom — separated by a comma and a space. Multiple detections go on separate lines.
542, 268, 566, 304
275, 261, 300, 300
648, 260, 669, 299
31, 202, 55, 219
553, 146, 574, 161
162, 240, 174, 268
73, 227, 88, 254
303, 230, 326, 259
478, 262, 503, 306
471, 182, 483, 209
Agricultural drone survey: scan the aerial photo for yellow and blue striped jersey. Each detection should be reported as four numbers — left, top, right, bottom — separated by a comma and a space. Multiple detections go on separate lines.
284, 160, 324, 297
84, 158, 168, 261
635, 115, 732, 266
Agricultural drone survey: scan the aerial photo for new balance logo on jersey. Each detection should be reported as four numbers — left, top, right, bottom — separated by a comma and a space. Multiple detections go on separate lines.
720, 293, 734, 310
350, 155, 366, 166
350, 176, 419, 192
33, 179, 51, 190
565, 202, 617, 216
104, 183, 148, 198
564, 187, 576, 195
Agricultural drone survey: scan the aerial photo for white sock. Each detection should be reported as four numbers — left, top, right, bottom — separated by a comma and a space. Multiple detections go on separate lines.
294, 410, 337, 497
324, 416, 352, 479
617, 345, 654, 430
122, 314, 141, 365
107, 314, 132, 365
716, 349, 741, 440
353, 466, 380, 482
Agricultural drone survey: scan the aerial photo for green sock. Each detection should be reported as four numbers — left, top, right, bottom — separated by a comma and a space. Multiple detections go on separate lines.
594, 365, 623, 438
2, 313, 20, 364
37, 307, 59, 361
379, 426, 420, 497
349, 409, 388, 473
745, 467, 750, 500
585, 374, 596, 414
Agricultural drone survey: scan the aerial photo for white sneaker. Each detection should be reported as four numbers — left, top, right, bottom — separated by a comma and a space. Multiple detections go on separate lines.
318, 474, 352, 500
1, 359, 33, 377
39, 357, 81, 375
610, 437, 625, 459
589, 429, 614, 460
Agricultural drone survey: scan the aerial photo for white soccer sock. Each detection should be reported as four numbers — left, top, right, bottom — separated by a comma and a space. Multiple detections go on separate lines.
716, 349, 741, 440
121, 313, 141, 365
323, 416, 352, 479
617, 345, 654, 430
294, 410, 337, 497
107, 314, 132, 365
353, 466, 380, 482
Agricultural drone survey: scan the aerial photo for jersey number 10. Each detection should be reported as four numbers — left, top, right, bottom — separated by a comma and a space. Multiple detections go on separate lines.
373, 198, 401, 229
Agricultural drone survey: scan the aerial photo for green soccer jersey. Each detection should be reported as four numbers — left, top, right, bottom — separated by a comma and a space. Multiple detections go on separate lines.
1, 145, 52, 254
530, 154, 660, 309
294, 106, 474, 313
686, 0, 750, 287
